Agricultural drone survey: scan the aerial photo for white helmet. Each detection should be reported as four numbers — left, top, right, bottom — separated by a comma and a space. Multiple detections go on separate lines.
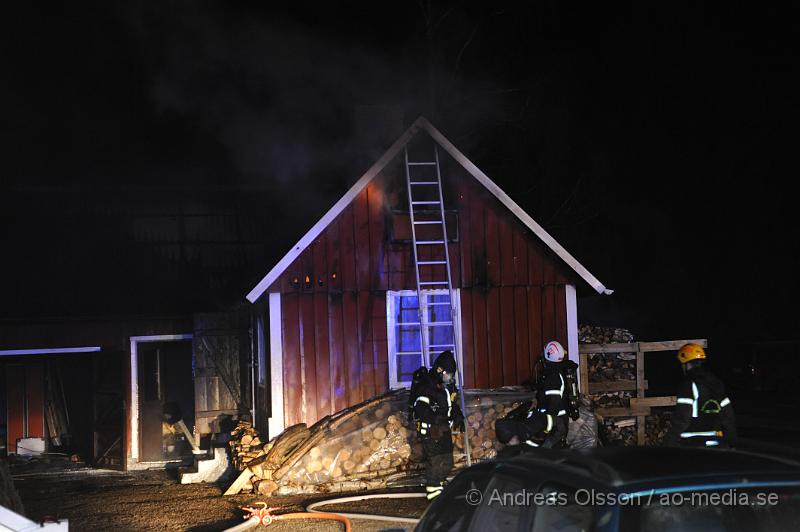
543, 341, 566, 363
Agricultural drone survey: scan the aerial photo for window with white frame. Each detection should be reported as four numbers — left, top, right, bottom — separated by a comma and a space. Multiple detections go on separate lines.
386, 289, 462, 389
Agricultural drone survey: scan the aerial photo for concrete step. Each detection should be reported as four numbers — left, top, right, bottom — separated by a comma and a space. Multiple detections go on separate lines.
179, 447, 233, 484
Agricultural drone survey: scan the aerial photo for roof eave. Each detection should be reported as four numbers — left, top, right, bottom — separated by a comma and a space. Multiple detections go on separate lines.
246, 116, 612, 303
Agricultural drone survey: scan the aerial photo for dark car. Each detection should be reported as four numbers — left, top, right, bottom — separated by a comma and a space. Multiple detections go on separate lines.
416, 447, 800, 531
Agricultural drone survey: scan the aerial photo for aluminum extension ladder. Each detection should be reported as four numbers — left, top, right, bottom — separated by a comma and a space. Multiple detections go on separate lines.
404, 144, 472, 466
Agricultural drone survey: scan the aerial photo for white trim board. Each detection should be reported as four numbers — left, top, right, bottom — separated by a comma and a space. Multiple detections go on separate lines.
245, 116, 612, 303
128, 334, 193, 467
267, 292, 285, 439
0, 346, 101, 356
566, 284, 579, 368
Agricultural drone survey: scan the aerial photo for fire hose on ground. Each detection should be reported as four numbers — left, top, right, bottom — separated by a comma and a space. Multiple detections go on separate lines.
223, 493, 425, 531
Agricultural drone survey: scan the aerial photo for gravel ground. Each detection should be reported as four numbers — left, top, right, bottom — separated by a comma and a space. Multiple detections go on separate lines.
11, 460, 425, 532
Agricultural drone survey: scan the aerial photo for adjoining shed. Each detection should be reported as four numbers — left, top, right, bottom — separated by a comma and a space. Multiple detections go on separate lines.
246, 117, 611, 438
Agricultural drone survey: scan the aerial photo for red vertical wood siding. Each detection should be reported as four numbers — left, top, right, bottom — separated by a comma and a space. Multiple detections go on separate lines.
328, 294, 347, 412
25, 363, 45, 438
341, 292, 361, 406
271, 158, 580, 426
313, 292, 331, 418
456, 181, 473, 287
6, 365, 25, 453
513, 287, 531, 384
299, 293, 318, 424
371, 292, 389, 396
485, 288, 503, 388
356, 291, 375, 399
499, 286, 516, 383
281, 294, 302, 427
459, 292, 476, 388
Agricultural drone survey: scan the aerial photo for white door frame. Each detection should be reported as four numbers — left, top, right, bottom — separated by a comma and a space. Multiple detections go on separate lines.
128, 334, 193, 468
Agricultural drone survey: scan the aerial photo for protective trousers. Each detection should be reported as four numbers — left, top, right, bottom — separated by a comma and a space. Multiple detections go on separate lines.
422, 425, 454, 499
540, 416, 568, 449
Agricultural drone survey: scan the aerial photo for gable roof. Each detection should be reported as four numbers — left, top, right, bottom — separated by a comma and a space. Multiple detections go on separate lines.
246, 117, 612, 303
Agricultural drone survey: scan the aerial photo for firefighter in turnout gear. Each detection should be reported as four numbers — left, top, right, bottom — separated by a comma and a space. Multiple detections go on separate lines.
535, 340, 575, 448
495, 401, 554, 451
664, 343, 737, 448
410, 350, 464, 500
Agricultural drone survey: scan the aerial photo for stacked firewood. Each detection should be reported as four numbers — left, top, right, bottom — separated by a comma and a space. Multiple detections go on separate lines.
229, 422, 267, 471
598, 417, 638, 446
587, 353, 637, 382
224, 389, 534, 496
592, 391, 634, 409
581, 325, 638, 446
645, 411, 673, 446
578, 325, 635, 344
455, 397, 509, 462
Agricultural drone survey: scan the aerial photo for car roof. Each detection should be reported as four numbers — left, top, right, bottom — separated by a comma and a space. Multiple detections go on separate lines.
495, 447, 800, 488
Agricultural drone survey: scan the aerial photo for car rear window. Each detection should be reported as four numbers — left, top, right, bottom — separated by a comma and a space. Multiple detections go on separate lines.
630, 486, 800, 532
469, 473, 532, 532
418, 471, 491, 532
531, 483, 595, 532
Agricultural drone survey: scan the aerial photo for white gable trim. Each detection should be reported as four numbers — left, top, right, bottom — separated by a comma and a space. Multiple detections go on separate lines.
419, 118, 612, 295
245, 120, 425, 303
246, 117, 611, 303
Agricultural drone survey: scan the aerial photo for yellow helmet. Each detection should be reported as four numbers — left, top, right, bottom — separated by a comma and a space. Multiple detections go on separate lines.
677, 343, 706, 364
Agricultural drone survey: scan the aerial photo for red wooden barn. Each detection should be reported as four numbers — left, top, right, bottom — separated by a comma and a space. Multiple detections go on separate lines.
246, 117, 611, 438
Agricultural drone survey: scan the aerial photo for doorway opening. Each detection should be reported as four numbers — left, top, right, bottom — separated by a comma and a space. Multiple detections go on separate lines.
0, 347, 118, 466
129, 335, 193, 467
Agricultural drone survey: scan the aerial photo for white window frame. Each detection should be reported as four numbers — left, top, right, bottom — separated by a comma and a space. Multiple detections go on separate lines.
386, 289, 463, 389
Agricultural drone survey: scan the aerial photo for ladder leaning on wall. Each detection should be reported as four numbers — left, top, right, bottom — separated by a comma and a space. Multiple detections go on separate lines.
403, 144, 472, 466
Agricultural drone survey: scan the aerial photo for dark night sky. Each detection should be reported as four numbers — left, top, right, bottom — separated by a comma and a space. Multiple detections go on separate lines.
2, 2, 799, 358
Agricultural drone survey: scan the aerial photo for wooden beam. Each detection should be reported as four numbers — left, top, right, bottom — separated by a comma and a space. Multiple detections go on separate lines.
631, 396, 676, 408
579, 342, 639, 354
224, 468, 254, 496
638, 339, 708, 352
636, 349, 646, 445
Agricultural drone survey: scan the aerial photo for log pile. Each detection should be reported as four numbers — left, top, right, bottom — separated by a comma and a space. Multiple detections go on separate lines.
578, 325, 635, 344
645, 410, 673, 446
587, 353, 637, 382
455, 396, 512, 463
224, 389, 534, 496
592, 390, 634, 409
229, 421, 268, 471
597, 417, 638, 446
581, 325, 639, 446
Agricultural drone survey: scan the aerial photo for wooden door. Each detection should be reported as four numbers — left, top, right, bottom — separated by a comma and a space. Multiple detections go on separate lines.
92, 353, 123, 467
193, 312, 250, 434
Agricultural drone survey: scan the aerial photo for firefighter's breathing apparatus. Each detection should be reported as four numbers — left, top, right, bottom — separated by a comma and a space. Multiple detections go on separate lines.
535, 341, 580, 421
